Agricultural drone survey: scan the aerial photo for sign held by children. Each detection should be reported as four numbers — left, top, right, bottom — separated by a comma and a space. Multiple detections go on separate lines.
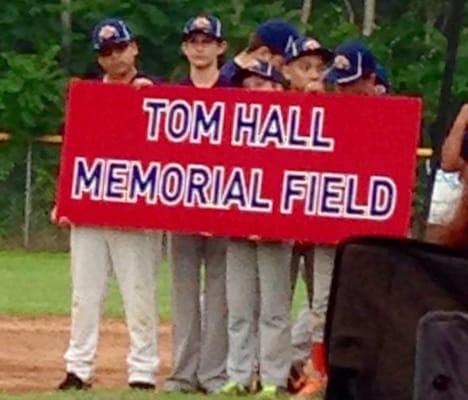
56, 81, 422, 243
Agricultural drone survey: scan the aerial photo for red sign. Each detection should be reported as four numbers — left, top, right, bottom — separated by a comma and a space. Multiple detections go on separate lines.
56, 81, 422, 243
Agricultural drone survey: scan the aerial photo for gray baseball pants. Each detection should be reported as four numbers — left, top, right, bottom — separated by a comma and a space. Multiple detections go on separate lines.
165, 233, 228, 393
226, 239, 292, 388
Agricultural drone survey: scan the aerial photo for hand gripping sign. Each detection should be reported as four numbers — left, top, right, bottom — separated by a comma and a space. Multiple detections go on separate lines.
56, 81, 422, 243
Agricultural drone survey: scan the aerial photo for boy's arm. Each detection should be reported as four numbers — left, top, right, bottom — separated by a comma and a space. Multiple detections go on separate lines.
441, 104, 468, 172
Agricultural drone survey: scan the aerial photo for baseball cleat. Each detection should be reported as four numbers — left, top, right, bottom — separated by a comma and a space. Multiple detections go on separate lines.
129, 381, 155, 390
57, 372, 91, 390
256, 384, 287, 399
220, 380, 249, 395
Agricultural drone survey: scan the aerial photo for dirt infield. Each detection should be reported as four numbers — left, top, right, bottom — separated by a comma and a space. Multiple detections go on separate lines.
0, 317, 172, 393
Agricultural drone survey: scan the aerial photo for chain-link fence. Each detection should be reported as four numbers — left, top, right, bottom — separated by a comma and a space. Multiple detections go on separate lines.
0, 139, 69, 250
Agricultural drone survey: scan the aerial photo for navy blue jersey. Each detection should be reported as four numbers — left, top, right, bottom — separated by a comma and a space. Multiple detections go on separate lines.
219, 60, 241, 86
99, 71, 163, 84
179, 73, 231, 88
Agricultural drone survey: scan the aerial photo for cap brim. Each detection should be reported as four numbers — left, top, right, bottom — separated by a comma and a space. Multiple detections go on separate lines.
287, 48, 333, 65
183, 29, 222, 41
236, 69, 286, 87
324, 67, 362, 84
94, 37, 133, 51
310, 48, 333, 64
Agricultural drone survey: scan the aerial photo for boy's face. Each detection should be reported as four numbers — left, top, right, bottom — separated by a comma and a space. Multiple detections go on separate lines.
336, 74, 376, 96
283, 54, 326, 92
97, 41, 138, 77
182, 33, 226, 68
242, 75, 283, 91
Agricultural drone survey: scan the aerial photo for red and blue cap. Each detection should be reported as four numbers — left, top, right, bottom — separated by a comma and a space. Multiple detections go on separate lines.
325, 40, 377, 84
285, 36, 333, 64
92, 18, 134, 51
255, 19, 301, 56
183, 15, 224, 41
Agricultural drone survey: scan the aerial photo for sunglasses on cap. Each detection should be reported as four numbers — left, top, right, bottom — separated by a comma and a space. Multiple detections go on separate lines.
98, 42, 130, 57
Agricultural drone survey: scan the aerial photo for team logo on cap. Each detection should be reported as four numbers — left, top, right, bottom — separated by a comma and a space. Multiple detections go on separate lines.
99, 25, 118, 40
285, 35, 295, 54
303, 39, 321, 51
192, 16, 211, 30
334, 55, 351, 70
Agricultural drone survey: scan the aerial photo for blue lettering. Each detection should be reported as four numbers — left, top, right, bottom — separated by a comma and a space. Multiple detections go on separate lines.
259, 106, 285, 146
233, 104, 261, 145
287, 107, 307, 147
222, 169, 248, 208
281, 173, 307, 213
310, 108, 334, 151
129, 163, 159, 203
345, 176, 366, 216
305, 174, 319, 214
72, 158, 103, 199
105, 162, 128, 200
320, 176, 344, 214
160, 165, 185, 205
211, 167, 224, 205
249, 170, 272, 211
186, 166, 210, 206
166, 101, 190, 141
143, 99, 169, 141
192, 101, 224, 144
370, 178, 396, 218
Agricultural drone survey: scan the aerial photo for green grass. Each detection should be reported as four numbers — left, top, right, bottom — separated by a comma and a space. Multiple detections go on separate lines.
0, 251, 311, 399
0, 391, 323, 400
0, 250, 171, 320
0, 251, 307, 320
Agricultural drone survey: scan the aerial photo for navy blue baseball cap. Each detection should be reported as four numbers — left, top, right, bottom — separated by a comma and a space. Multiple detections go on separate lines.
285, 36, 333, 64
92, 18, 134, 51
325, 40, 377, 85
237, 60, 287, 86
255, 19, 301, 56
183, 15, 224, 41
375, 63, 391, 94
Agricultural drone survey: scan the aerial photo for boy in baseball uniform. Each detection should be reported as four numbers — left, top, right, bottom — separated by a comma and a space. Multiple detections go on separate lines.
56, 18, 162, 391
164, 15, 229, 395
221, 19, 300, 84
222, 62, 292, 400
282, 36, 335, 396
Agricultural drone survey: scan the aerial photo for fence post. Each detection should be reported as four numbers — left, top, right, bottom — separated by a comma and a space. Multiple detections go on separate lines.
24, 142, 33, 249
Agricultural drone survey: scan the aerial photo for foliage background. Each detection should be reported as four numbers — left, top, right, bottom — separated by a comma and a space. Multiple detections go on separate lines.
0, 0, 466, 248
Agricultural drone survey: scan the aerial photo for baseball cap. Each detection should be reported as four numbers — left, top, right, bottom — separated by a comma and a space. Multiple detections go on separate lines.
325, 40, 377, 85
285, 36, 333, 64
92, 18, 134, 51
375, 63, 391, 94
236, 60, 287, 86
183, 15, 224, 41
255, 19, 301, 56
